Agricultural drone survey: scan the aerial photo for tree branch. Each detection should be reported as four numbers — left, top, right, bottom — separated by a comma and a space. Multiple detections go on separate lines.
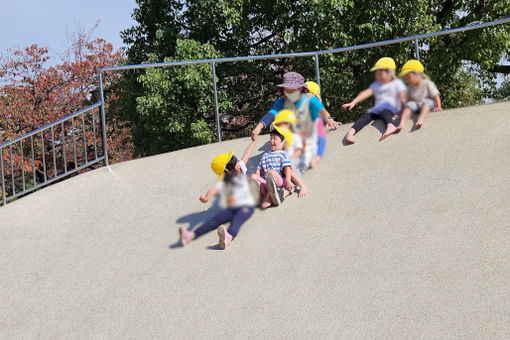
489, 65, 510, 74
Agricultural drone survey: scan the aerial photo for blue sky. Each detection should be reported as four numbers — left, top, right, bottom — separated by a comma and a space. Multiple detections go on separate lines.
0, 0, 138, 62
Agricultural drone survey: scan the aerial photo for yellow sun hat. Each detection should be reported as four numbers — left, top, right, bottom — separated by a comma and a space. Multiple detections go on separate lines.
370, 57, 397, 71
399, 59, 424, 77
305, 81, 321, 100
271, 124, 293, 147
211, 151, 233, 180
273, 109, 297, 127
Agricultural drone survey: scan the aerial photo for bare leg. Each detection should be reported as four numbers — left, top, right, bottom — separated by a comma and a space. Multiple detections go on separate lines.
290, 170, 308, 198
309, 155, 321, 169
397, 107, 411, 131
416, 104, 431, 127
344, 128, 357, 144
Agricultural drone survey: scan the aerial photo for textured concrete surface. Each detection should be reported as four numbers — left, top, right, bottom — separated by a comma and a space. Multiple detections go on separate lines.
1, 102, 509, 339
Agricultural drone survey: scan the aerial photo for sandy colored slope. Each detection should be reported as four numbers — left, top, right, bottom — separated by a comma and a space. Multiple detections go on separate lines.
1, 102, 509, 339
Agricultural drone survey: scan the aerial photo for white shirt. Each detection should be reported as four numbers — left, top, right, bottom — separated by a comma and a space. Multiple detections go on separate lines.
286, 133, 303, 159
215, 160, 255, 208
369, 78, 406, 114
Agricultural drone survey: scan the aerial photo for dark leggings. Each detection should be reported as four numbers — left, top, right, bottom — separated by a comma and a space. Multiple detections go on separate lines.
351, 109, 395, 133
193, 206, 255, 239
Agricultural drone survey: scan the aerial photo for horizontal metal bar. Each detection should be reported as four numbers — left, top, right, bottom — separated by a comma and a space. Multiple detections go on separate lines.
4, 156, 104, 202
100, 17, 510, 73
0, 102, 101, 149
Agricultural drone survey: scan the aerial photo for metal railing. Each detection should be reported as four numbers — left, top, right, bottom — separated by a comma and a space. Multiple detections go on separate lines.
1, 17, 509, 206
0, 103, 104, 205
98, 17, 510, 163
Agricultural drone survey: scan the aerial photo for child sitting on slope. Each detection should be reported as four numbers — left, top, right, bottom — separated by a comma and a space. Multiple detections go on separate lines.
179, 137, 259, 249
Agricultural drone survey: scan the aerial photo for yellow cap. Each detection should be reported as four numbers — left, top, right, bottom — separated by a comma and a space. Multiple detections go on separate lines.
211, 151, 233, 179
370, 57, 396, 71
399, 59, 424, 77
273, 109, 297, 126
271, 124, 293, 147
305, 81, 321, 100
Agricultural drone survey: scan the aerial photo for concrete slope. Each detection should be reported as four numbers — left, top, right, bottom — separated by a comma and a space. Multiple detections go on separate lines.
1, 102, 509, 339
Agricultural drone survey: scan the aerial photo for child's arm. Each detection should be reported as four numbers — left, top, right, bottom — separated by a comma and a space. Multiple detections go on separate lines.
251, 122, 264, 141
283, 166, 293, 190
241, 136, 257, 165
199, 185, 220, 203
398, 90, 407, 107
433, 95, 442, 111
291, 148, 303, 160
290, 169, 307, 197
342, 88, 374, 110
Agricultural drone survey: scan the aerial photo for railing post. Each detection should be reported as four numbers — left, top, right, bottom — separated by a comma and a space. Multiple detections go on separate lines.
211, 62, 222, 142
314, 53, 321, 89
98, 71, 109, 166
0, 148, 6, 205
414, 38, 420, 61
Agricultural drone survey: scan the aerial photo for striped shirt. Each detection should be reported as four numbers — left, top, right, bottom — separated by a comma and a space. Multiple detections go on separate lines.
257, 151, 292, 176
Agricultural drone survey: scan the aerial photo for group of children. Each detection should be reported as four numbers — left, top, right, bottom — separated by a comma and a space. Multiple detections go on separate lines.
344, 57, 442, 143
180, 57, 442, 249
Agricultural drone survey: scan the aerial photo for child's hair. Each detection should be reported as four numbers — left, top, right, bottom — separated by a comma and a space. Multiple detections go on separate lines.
407, 71, 430, 80
223, 155, 238, 184
270, 130, 284, 142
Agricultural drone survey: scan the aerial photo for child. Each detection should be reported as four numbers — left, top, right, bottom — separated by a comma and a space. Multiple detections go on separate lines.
343, 57, 406, 143
304, 81, 328, 169
270, 109, 308, 196
396, 60, 442, 130
179, 137, 258, 249
251, 126, 294, 209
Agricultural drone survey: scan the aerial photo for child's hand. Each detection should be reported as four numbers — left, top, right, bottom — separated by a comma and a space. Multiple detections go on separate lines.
342, 102, 356, 111
285, 180, 293, 191
433, 107, 443, 112
251, 126, 262, 141
199, 196, 208, 203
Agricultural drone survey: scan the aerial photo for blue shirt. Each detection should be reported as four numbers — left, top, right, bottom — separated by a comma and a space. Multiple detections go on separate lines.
257, 151, 292, 177
259, 95, 325, 127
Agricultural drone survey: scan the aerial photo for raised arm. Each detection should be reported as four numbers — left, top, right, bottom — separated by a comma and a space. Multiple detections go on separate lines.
241, 135, 258, 165
199, 185, 220, 203
342, 88, 374, 110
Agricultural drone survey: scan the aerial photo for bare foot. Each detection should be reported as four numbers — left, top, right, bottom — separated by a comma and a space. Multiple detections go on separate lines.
380, 124, 397, 141
261, 199, 271, 209
344, 134, 356, 144
395, 124, 404, 132
298, 185, 307, 198
416, 120, 424, 127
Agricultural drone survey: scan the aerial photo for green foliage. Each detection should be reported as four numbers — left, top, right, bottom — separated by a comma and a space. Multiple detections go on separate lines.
494, 78, 510, 101
122, 0, 510, 155
132, 39, 224, 155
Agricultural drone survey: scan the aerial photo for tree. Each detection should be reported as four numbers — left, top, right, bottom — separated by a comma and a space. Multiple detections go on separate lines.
0, 35, 133, 197
133, 39, 226, 155
494, 77, 510, 101
121, 0, 510, 155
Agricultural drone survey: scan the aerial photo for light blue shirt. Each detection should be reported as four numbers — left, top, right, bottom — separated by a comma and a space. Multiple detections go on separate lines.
369, 79, 406, 114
